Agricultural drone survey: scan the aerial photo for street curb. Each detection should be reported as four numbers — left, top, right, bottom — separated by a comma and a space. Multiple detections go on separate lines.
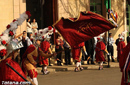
37, 63, 119, 73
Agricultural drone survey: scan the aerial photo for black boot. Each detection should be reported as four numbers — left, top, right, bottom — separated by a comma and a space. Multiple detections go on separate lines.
112, 58, 115, 62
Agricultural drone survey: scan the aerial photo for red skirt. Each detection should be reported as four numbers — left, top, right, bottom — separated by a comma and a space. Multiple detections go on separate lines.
0, 58, 26, 84
95, 51, 106, 62
39, 56, 48, 66
72, 48, 81, 62
117, 50, 123, 60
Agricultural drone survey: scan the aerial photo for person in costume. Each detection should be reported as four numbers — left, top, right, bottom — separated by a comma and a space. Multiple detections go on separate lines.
0, 50, 35, 85
0, 11, 35, 85
95, 37, 109, 70
22, 26, 56, 85
22, 38, 55, 85
39, 35, 53, 75
117, 36, 126, 62
72, 42, 87, 72
119, 42, 130, 85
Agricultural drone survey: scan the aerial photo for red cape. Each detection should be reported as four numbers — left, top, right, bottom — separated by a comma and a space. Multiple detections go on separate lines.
39, 41, 50, 66
0, 58, 26, 84
95, 41, 106, 62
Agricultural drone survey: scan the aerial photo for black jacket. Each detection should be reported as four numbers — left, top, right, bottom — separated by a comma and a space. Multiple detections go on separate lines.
127, 36, 130, 44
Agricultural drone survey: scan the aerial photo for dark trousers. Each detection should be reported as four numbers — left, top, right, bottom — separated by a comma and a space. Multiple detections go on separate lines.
56, 46, 62, 65
86, 48, 94, 63
64, 47, 71, 64
107, 45, 114, 60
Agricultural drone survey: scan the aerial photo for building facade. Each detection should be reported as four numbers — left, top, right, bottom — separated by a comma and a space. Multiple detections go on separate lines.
0, 0, 128, 58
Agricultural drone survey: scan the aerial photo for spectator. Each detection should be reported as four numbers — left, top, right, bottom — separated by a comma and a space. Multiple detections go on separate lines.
115, 34, 121, 46
20, 31, 28, 64
29, 33, 34, 43
27, 18, 32, 38
107, 33, 115, 62
127, 32, 130, 44
63, 40, 71, 65
31, 19, 38, 36
55, 34, 64, 66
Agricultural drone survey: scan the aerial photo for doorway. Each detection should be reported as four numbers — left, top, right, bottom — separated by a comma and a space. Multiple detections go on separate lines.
26, 0, 57, 29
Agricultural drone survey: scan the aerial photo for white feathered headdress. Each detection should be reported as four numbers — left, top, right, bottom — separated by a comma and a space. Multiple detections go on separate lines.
34, 26, 55, 40
0, 11, 31, 57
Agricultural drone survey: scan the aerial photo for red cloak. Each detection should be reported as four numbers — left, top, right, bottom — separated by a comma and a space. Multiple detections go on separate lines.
39, 41, 50, 66
119, 42, 130, 85
117, 41, 126, 60
72, 42, 84, 62
95, 41, 106, 62
0, 58, 26, 85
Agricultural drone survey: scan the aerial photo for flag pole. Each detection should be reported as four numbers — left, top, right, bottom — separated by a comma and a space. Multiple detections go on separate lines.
107, 0, 110, 68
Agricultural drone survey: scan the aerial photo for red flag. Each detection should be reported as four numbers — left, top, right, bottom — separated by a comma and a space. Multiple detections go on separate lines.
53, 11, 115, 47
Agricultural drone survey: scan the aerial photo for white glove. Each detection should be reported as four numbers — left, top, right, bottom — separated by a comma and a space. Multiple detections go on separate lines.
85, 51, 88, 56
107, 53, 110, 56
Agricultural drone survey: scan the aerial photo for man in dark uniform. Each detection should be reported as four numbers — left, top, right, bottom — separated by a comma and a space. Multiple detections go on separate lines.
85, 38, 95, 64
127, 32, 130, 44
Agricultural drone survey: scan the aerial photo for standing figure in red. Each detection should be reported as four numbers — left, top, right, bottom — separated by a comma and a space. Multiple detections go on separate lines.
39, 37, 52, 75
72, 42, 87, 72
95, 37, 109, 70
117, 36, 126, 61
119, 42, 130, 85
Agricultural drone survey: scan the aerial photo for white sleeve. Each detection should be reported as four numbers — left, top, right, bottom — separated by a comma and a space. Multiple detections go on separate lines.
26, 37, 32, 46
111, 38, 115, 44
36, 22, 38, 28
27, 22, 32, 28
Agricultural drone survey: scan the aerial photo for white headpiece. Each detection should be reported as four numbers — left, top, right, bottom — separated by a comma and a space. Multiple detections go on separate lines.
119, 36, 124, 41
0, 11, 31, 57
121, 30, 128, 37
34, 26, 55, 41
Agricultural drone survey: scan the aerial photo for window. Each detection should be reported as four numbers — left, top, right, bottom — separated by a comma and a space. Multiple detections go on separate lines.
90, 0, 102, 15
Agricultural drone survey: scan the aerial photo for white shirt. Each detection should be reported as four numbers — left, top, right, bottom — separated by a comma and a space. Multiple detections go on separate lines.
107, 37, 115, 45
27, 22, 32, 33
94, 37, 97, 46
31, 22, 38, 29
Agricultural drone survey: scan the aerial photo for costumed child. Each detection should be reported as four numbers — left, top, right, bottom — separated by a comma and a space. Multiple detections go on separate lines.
72, 42, 88, 72
38, 26, 54, 75
95, 36, 109, 70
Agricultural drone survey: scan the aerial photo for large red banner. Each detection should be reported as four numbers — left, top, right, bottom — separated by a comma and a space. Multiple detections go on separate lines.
53, 11, 115, 47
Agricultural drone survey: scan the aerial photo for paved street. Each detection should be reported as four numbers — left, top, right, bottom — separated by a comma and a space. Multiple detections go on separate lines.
37, 67, 121, 85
